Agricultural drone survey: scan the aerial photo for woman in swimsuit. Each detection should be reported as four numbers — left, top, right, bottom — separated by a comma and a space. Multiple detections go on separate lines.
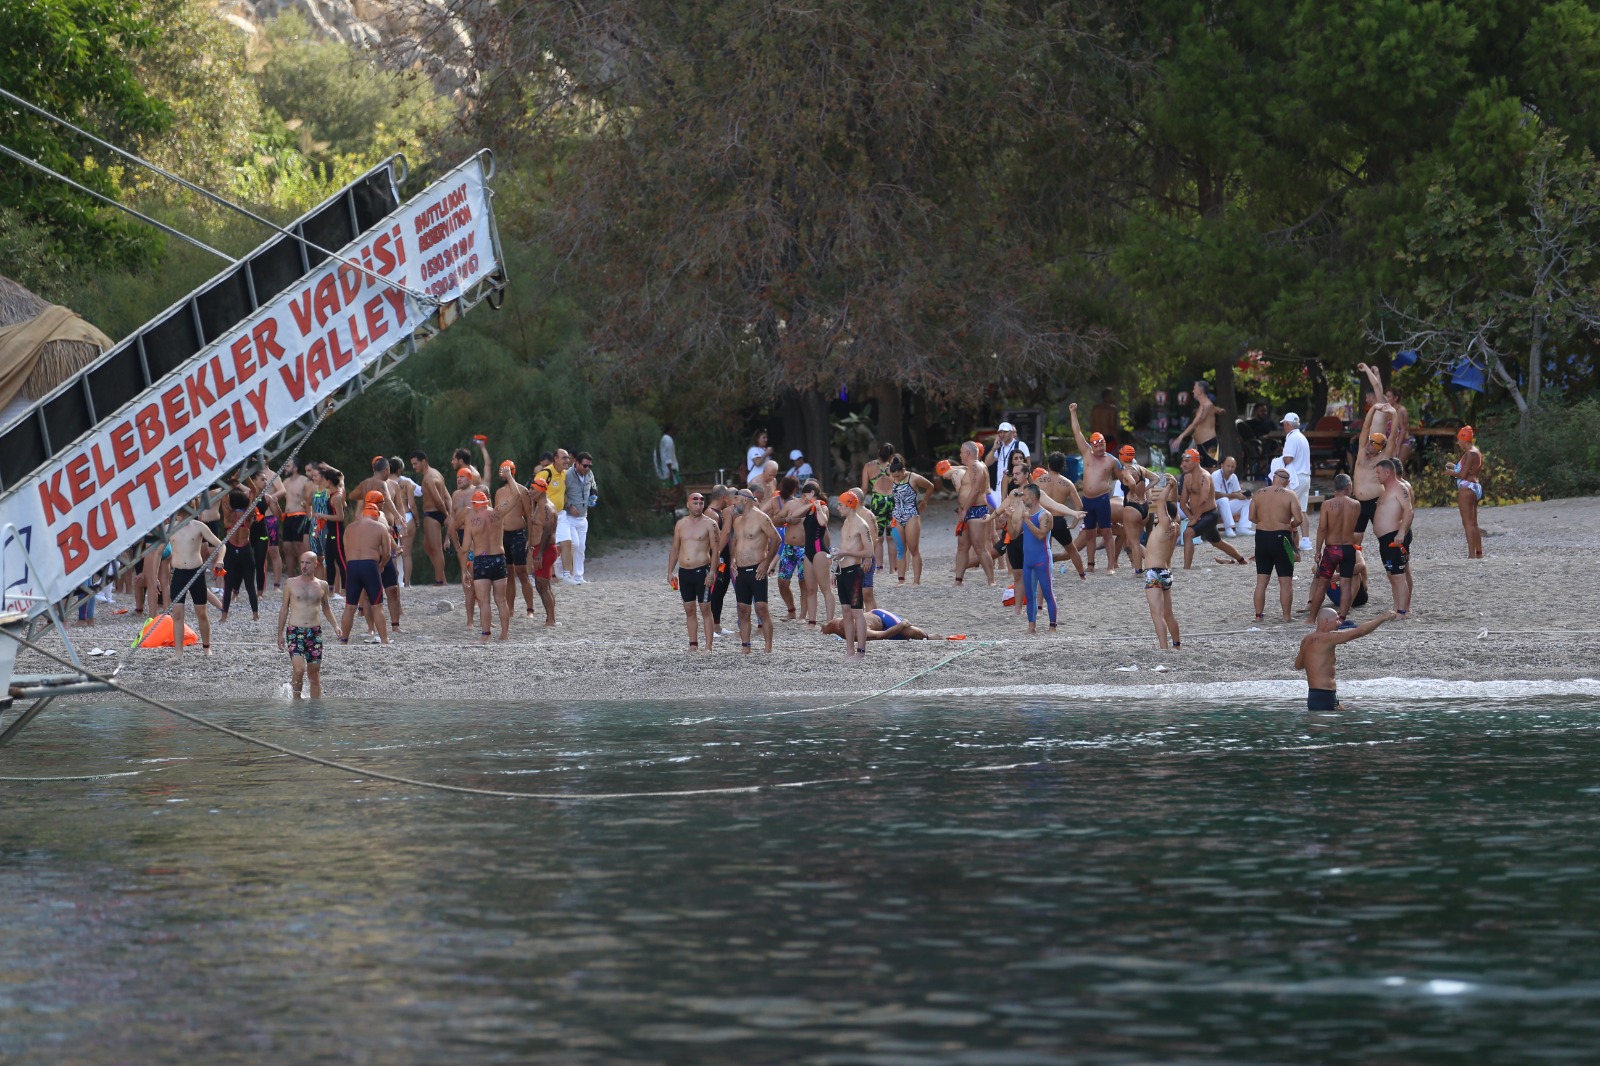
861, 444, 898, 571
798, 480, 836, 625
887, 456, 934, 585
309, 464, 348, 587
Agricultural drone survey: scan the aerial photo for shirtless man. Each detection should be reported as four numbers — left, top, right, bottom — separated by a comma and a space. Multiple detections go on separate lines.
527, 477, 559, 626
821, 610, 940, 641
386, 456, 421, 587
409, 450, 452, 585
167, 515, 224, 659
1141, 476, 1182, 650
1305, 473, 1360, 624
1248, 467, 1305, 622
1069, 402, 1123, 573
339, 500, 393, 644
450, 465, 481, 625
1357, 361, 1413, 466
1449, 425, 1484, 558
1037, 453, 1088, 579
834, 490, 876, 658
1116, 445, 1150, 573
1180, 449, 1247, 568
277, 457, 315, 577
1373, 457, 1414, 618
350, 469, 406, 633
1296, 608, 1398, 711
494, 461, 537, 615
775, 479, 810, 620
1348, 375, 1397, 543
953, 441, 996, 585
454, 489, 509, 642
1170, 380, 1224, 469
276, 550, 339, 699
726, 488, 781, 653
667, 491, 719, 651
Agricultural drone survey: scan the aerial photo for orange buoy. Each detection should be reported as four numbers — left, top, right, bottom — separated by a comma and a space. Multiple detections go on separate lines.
133, 615, 199, 649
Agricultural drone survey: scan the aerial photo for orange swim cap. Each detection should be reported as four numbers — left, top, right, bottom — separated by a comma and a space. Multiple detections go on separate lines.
1369, 432, 1387, 445
365, 489, 384, 504
456, 466, 473, 481
1119, 445, 1135, 461
975, 442, 985, 459
839, 490, 861, 509
1031, 467, 1048, 482
935, 459, 952, 477
471, 490, 490, 508
531, 477, 548, 492
362, 503, 380, 518
1458, 425, 1475, 442
1090, 432, 1105, 445
500, 460, 516, 476
1183, 448, 1200, 462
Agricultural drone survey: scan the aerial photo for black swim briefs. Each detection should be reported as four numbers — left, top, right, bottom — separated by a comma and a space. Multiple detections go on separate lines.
733, 565, 769, 605
1254, 530, 1294, 577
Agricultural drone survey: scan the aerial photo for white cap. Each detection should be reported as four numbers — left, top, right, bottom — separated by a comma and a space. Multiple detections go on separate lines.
1281, 412, 1301, 426
998, 421, 1016, 432
789, 449, 803, 460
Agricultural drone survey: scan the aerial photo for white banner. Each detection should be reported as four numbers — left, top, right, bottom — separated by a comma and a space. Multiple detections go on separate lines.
1, 154, 499, 614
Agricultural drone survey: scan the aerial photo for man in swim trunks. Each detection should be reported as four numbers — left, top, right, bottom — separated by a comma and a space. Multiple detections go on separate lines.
454, 489, 510, 643
1068, 402, 1123, 573
1038, 452, 1088, 578
728, 489, 781, 653
668, 490, 720, 651
1170, 380, 1225, 469
410, 450, 452, 585
528, 477, 559, 627
1305, 472, 1360, 624
338, 500, 394, 645
1141, 475, 1182, 650
277, 457, 315, 580
834, 489, 875, 659
1116, 445, 1151, 573
954, 441, 996, 586
167, 515, 224, 660
1180, 449, 1248, 568
773, 477, 808, 619
1449, 425, 1484, 558
1296, 607, 1398, 711
1348, 381, 1397, 544
276, 550, 339, 699
1373, 457, 1414, 618
495, 461, 537, 616
820, 610, 939, 641
1248, 467, 1304, 622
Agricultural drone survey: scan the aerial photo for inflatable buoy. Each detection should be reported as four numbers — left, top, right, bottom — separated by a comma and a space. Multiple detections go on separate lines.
133, 615, 199, 649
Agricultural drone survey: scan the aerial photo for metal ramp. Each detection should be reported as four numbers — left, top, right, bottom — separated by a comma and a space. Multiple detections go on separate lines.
0, 150, 507, 745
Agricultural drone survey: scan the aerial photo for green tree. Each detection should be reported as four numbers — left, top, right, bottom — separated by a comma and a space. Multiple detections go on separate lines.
0, 0, 171, 264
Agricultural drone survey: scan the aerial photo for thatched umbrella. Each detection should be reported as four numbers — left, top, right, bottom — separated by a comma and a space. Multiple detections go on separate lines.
0, 274, 114, 421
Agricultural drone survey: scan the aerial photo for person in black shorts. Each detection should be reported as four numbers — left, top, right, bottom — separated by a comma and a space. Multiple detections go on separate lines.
668, 491, 720, 650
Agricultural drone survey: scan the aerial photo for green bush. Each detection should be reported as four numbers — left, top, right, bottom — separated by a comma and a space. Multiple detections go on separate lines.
1489, 399, 1600, 501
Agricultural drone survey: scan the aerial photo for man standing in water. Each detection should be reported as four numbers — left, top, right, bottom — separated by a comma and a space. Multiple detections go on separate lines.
668, 491, 719, 651
455, 489, 510, 642
728, 489, 780, 653
834, 490, 875, 659
1068, 402, 1123, 574
1141, 476, 1182, 650
410, 450, 452, 585
1248, 467, 1304, 623
1296, 608, 1398, 710
168, 515, 224, 659
277, 550, 339, 699
1373, 458, 1414, 618
1449, 425, 1484, 558
1305, 473, 1360, 624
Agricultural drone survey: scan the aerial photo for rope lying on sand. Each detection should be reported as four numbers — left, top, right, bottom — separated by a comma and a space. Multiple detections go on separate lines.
0, 629, 994, 796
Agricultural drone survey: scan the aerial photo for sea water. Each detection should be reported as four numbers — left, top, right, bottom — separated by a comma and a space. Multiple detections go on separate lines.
3, 691, 1600, 1064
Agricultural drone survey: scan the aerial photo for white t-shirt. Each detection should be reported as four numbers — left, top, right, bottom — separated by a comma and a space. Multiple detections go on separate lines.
746, 445, 767, 481
655, 434, 677, 480
1211, 469, 1240, 499
1281, 429, 1311, 484
992, 439, 1030, 492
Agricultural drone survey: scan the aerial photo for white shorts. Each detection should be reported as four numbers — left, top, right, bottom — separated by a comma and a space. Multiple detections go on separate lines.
555, 510, 573, 543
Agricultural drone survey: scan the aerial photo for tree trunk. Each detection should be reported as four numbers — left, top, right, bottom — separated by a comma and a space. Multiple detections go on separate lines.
1528, 312, 1544, 411
1213, 359, 1244, 463
1307, 361, 1329, 426
871, 381, 905, 457
1488, 352, 1532, 439
798, 387, 832, 490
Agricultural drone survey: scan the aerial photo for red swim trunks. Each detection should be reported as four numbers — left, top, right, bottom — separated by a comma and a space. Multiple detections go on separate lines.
533, 543, 559, 580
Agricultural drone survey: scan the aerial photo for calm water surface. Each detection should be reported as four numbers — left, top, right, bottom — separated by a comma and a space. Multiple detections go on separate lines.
3, 694, 1600, 1064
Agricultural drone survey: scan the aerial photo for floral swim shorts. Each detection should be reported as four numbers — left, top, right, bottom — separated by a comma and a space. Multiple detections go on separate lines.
286, 625, 323, 664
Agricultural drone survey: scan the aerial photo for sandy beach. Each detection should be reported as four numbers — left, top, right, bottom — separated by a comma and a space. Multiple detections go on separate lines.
12, 495, 1600, 709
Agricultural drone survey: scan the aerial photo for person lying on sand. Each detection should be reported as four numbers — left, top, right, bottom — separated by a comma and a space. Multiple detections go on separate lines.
820, 609, 941, 641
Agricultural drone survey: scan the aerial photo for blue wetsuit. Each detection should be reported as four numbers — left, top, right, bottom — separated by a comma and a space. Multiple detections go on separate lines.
1021, 508, 1057, 626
